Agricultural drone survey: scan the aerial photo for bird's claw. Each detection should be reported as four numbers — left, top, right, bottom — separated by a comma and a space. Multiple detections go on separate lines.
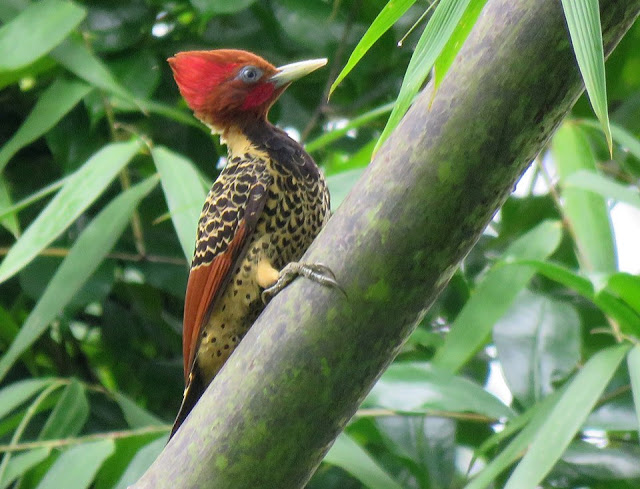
261, 261, 346, 304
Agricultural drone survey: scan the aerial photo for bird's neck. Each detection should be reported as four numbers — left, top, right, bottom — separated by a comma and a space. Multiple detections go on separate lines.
216, 118, 274, 159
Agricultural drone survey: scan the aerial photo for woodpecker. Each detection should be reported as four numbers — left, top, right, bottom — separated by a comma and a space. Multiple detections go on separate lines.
168, 50, 337, 438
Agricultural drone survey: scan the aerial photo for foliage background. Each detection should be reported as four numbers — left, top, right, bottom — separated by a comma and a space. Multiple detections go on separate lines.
1, 0, 640, 488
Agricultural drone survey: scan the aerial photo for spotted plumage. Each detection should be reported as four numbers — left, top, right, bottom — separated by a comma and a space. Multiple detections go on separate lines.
168, 49, 331, 438
191, 124, 329, 384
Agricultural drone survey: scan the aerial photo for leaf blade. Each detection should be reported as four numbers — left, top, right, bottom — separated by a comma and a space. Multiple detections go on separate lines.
324, 433, 404, 489
433, 221, 563, 373
0, 175, 158, 381
0, 77, 91, 172
330, 0, 418, 95
0, 140, 141, 284
503, 343, 630, 489
560, 0, 612, 152
0, 0, 86, 71
151, 147, 207, 261
376, 0, 472, 152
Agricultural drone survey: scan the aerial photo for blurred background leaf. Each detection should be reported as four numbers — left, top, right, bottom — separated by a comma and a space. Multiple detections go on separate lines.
1, 1, 639, 488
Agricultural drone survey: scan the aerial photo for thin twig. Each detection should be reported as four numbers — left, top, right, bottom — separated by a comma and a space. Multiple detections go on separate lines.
0, 425, 170, 454
0, 247, 187, 266
300, 0, 360, 142
355, 408, 497, 423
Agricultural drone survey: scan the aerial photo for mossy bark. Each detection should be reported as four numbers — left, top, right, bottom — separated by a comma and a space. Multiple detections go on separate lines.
133, 0, 640, 487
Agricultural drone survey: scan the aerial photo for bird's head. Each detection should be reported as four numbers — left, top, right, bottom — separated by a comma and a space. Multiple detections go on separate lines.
168, 49, 327, 132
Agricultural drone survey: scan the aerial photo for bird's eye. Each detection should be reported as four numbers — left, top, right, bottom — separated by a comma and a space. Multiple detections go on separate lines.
238, 66, 262, 84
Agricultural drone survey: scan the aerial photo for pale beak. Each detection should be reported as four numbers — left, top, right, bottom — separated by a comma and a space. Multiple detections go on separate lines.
270, 58, 328, 87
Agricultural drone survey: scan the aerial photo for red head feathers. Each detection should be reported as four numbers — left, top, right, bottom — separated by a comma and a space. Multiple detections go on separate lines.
168, 49, 327, 131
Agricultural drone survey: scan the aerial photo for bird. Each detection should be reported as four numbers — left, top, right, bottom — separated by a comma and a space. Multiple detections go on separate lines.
167, 49, 339, 438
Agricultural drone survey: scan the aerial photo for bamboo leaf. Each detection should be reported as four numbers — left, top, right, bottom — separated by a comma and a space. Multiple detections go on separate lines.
0, 175, 159, 382
51, 37, 135, 102
34, 440, 114, 489
606, 272, 640, 316
113, 437, 166, 489
305, 102, 394, 152
560, 0, 612, 153
376, 0, 471, 153
511, 260, 640, 337
113, 392, 164, 429
465, 389, 564, 489
326, 168, 366, 210
330, 0, 417, 95
579, 118, 640, 160
151, 147, 207, 261
565, 169, 640, 209
551, 123, 616, 272
364, 362, 514, 419
627, 344, 640, 439
0, 0, 85, 72
0, 177, 19, 237
39, 379, 88, 440
0, 140, 141, 284
0, 77, 91, 172
503, 343, 630, 489
0, 379, 53, 421
0, 448, 50, 489
324, 433, 404, 489
433, 221, 563, 373
433, 0, 487, 91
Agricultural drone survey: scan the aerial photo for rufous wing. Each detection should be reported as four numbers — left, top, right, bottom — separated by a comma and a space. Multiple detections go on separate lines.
181, 223, 247, 381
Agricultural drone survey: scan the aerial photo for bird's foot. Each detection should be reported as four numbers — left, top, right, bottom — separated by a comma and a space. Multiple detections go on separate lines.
261, 262, 345, 304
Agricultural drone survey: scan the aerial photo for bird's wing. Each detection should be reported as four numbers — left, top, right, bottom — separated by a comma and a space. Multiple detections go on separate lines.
182, 171, 271, 381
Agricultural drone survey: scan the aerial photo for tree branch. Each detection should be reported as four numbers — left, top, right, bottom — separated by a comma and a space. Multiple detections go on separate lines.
132, 0, 640, 487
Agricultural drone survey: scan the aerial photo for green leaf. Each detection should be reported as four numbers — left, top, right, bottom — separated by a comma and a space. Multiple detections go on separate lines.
512, 260, 640, 337
0, 140, 140, 284
556, 440, 640, 482
503, 343, 630, 489
561, 0, 612, 153
364, 362, 513, 420
433, 220, 563, 373
0, 379, 52, 421
0, 448, 51, 489
0, 0, 86, 72
51, 37, 135, 102
627, 344, 640, 439
0, 176, 19, 237
606, 272, 640, 316
39, 379, 88, 440
330, 0, 417, 95
34, 440, 114, 489
0, 175, 70, 223
551, 123, 616, 272
326, 168, 365, 210
0, 77, 91, 172
433, 0, 487, 91
305, 102, 394, 152
565, 169, 640, 209
579, 118, 640, 161
113, 392, 164, 429
0, 175, 158, 382
376, 0, 472, 153
493, 291, 581, 407
466, 389, 565, 489
190, 0, 257, 15
113, 437, 166, 489
324, 433, 404, 489
151, 147, 207, 261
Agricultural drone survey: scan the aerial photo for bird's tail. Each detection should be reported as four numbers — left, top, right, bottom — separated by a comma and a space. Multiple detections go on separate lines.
169, 366, 206, 440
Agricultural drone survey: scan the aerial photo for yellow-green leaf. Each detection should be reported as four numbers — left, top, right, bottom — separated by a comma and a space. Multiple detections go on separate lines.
561, 0, 612, 153
0, 0, 86, 72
